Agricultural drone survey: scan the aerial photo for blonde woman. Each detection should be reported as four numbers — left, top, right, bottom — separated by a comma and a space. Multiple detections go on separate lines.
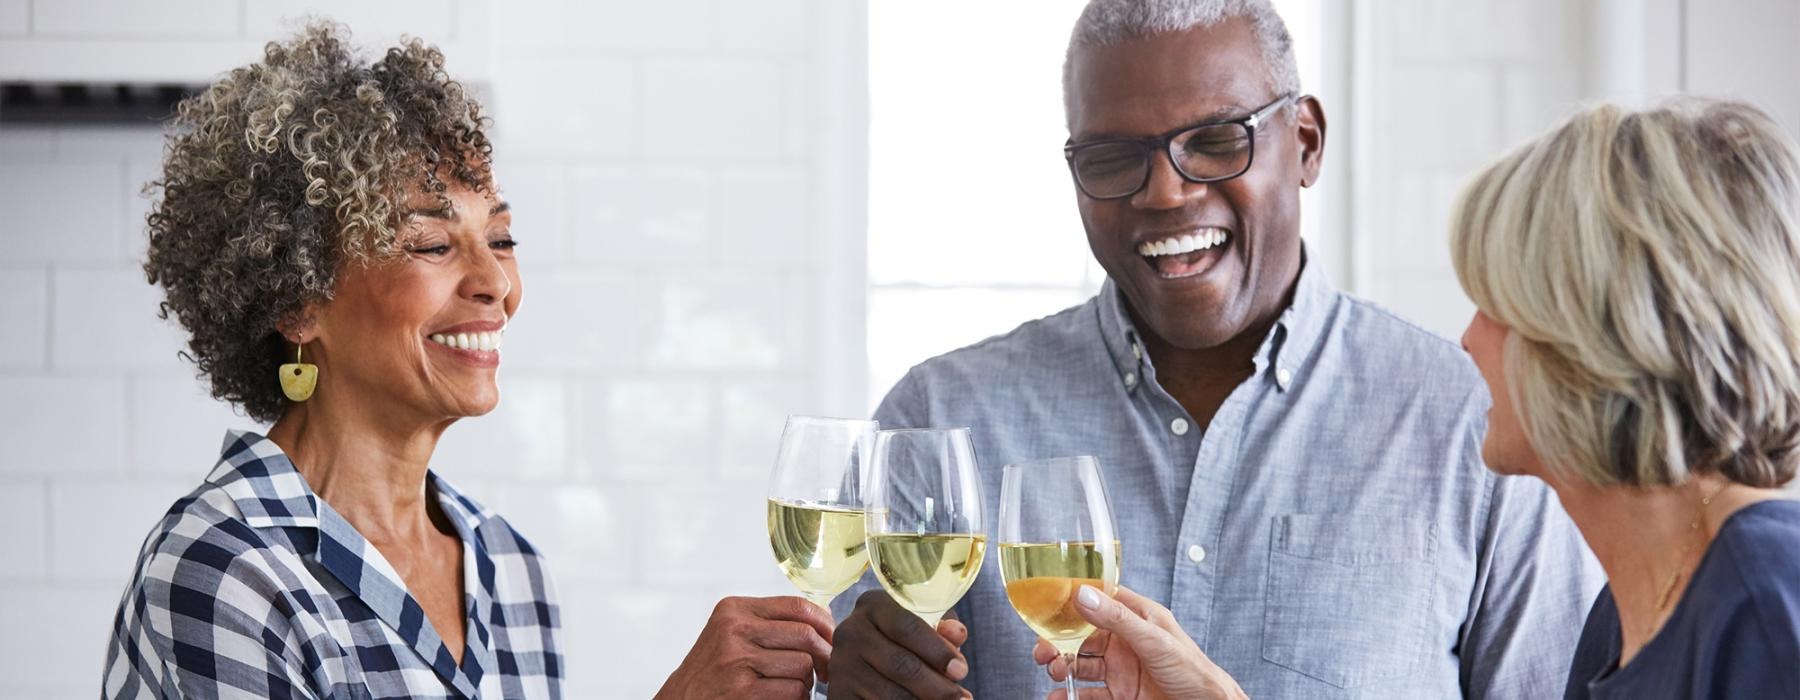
1451, 98, 1800, 698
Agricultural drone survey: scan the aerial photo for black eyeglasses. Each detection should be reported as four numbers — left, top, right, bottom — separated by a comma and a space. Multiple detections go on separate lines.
1063, 93, 1297, 200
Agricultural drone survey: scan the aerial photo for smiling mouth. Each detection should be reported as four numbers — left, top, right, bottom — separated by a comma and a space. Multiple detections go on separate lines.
1137, 227, 1231, 279
426, 329, 504, 352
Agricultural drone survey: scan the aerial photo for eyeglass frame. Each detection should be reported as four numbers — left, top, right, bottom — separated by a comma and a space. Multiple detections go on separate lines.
1062, 93, 1298, 200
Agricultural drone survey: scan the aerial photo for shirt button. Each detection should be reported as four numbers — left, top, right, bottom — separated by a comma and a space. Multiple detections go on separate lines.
1124, 372, 1138, 388
1276, 367, 1294, 388
1187, 544, 1206, 563
1170, 418, 1190, 436
1132, 343, 1143, 360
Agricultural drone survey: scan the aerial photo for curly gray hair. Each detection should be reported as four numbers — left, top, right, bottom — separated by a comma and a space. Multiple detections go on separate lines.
1064, 0, 1301, 118
144, 21, 493, 423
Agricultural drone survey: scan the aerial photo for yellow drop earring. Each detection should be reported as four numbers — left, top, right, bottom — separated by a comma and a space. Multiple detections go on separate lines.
279, 343, 318, 402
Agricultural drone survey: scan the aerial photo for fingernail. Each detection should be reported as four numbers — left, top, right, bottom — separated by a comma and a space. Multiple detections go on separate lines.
947, 658, 969, 680
1077, 585, 1102, 610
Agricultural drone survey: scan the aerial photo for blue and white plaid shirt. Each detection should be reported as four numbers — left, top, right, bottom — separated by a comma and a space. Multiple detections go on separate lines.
102, 430, 563, 699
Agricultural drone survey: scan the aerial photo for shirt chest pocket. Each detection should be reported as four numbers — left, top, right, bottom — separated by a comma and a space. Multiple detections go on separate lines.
1261, 514, 1438, 689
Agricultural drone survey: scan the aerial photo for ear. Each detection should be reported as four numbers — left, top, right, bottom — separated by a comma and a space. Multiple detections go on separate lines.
275, 306, 320, 345
1294, 95, 1327, 188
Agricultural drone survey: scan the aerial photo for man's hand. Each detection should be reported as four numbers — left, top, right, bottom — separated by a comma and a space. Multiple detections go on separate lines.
656, 596, 835, 700
1033, 586, 1247, 700
827, 590, 972, 699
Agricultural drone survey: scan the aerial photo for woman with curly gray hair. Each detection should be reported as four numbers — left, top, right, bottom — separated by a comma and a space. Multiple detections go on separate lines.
1453, 98, 1800, 698
101, 23, 835, 699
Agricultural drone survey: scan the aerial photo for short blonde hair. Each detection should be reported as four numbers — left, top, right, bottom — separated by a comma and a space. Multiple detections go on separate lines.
1451, 98, 1800, 488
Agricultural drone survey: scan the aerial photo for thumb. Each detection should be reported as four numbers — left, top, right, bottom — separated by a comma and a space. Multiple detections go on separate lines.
1073, 585, 1178, 660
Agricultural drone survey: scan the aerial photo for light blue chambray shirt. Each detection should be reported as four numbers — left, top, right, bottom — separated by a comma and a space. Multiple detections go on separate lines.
836, 261, 1602, 698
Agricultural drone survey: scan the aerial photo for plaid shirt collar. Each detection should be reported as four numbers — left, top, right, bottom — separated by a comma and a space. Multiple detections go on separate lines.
205, 429, 501, 698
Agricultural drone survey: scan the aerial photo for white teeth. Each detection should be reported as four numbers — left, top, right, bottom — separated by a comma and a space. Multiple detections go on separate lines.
427, 328, 506, 352
1139, 229, 1230, 257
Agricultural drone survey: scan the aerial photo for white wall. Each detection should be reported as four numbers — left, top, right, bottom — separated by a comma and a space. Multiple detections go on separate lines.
1346, 0, 1590, 336
1350, 0, 1800, 339
0, 1, 865, 697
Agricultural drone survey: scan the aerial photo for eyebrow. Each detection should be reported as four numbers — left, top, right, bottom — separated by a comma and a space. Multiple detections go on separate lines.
1074, 103, 1259, 142
406, 200, 511, 221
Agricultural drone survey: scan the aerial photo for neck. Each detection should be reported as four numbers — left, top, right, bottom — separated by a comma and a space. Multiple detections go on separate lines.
1547, 470, 1784, 663
1133, 270, 1298, 425
266, 392, 454, 546
1138, 312, 1274, 381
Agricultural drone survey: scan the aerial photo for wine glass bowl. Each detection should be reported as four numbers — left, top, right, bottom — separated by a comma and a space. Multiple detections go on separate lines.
766, 415, 879, 610
864, 427, 988, 628
998, 455, 1121, 697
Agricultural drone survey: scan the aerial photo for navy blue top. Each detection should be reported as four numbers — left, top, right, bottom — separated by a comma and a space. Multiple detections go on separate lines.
1564, 499, 1800, 699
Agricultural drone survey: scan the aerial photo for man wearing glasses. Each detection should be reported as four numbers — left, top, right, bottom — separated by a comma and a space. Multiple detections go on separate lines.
826, 1, 1599, 698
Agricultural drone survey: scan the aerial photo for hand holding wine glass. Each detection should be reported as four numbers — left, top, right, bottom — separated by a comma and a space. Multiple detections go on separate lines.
1031, 585, 1247, 700
826, 427, 983, 699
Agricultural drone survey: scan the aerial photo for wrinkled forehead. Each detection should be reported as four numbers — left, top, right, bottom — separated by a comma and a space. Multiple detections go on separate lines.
401, 180, 507, 227
1066, 21, 1275, 139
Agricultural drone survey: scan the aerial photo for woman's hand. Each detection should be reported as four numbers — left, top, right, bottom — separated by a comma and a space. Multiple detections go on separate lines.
1033, 585, 1248, 700
655, 596, 836, 700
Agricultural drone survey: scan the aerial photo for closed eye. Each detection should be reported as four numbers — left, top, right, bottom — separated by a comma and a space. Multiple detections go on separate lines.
410, 245, 452, 256
490, 239, 518, 250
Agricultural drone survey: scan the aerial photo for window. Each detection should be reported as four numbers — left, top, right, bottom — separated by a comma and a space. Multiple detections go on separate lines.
866, 0, 1324, 406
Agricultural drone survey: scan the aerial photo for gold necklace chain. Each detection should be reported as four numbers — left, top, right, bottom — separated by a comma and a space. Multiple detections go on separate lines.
1653, 479, 1732, 612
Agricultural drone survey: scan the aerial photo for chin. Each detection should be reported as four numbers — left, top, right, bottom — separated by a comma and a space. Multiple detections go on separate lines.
1479, 443, 1537, 478
1144, 299, 1250, 349
443, 384, 502, 418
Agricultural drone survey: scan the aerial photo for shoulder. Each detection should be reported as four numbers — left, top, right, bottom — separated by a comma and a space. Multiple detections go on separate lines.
1694, 500, 1800, 692
1713, 500, 1800, 612
1324, 292, 1483, 395
121, 482, 299, 614
885, 297, 1100, 399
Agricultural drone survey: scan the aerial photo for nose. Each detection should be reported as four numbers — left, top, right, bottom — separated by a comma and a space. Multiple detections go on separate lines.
1132, 150, 1204, 210
460, 244, 511, 305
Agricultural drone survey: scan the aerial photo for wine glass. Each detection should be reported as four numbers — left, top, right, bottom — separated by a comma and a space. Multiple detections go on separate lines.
998, 456, 1121, 700
864, 427, 987, 629
767, 415, 879, 611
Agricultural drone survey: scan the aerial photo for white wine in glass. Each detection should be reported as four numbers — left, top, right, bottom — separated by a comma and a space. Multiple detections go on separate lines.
998, 456, 1121, 699
865, 428, 987, 628
767, 415, 878, 610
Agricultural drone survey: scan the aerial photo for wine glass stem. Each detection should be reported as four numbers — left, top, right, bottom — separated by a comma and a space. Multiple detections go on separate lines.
802, 594, 836, 696
1063, 652, 1079, 699
804, 593, 836, 615
916, 610, 946, 629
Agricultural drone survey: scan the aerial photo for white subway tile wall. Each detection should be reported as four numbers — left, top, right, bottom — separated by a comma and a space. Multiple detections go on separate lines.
0, 1, 856, 697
